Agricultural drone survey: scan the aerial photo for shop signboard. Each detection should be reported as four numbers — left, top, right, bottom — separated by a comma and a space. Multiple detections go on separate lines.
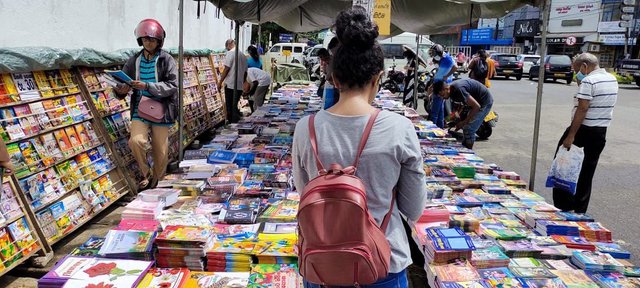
514, 19, 540, 37
598, 34, 637, 45
598, 21, 627, 33
278, 33, 293, 43
373, 0, 391, 35
549, 0, 600, 33
460, 28, 494, 45
542, 36, 584, 45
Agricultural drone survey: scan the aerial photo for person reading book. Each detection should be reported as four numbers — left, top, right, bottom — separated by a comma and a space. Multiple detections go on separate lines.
292, 7, 427, 287
113, 19, 178, 190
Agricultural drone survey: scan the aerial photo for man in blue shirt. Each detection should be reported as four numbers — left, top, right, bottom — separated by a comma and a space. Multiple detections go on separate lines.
428, 44, 457, 128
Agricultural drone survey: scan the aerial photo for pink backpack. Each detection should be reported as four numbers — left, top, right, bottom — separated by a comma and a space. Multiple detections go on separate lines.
297, 109, 396, 286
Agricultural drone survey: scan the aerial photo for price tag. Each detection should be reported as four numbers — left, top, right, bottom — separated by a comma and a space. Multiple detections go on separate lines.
11, 72, 41, 101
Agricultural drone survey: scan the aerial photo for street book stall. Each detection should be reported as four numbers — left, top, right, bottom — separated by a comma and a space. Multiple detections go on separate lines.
35, 81, 640, 287
0, 47, 227, 276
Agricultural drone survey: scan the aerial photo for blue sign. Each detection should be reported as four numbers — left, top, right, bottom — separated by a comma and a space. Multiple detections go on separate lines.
279, 33, 294, 43
460, 28, 513, 45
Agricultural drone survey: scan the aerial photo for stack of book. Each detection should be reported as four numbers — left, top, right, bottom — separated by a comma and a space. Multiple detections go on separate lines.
116, 219, 160, 232
423, 228, 475, 264
593, 242, 631, 259
135, 267, 191, 288
38, 256, 152, 288
571, 251, 625, 272
138, 188, 180, 207
577, 222, 612, 242
480, 225, 529, 241
121, 199, 164, 220
470, 246, 510, 269
256, 199, 298, 223
535, 220, 581, 236
449, 214, 480, 232
206, 238, 255, 272
498, 239, 543, 258
248, 264, 302, 287
551, 235, 596, 251
586, 271, 640, 287
477, 267, 520, 287
97, 230, 156, 261
557, 212, 594, 222
183, 271, 250, 287
155, 225, 214, 271
252, 233, 297, 264
551, 269, 599, 288
434, 261, 484, 287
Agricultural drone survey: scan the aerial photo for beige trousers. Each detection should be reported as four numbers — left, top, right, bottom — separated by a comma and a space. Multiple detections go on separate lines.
128, 120, 170, 180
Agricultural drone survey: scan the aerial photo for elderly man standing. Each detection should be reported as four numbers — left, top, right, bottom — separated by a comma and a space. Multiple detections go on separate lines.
553, 53, 618, 213
218, 39, 248, 123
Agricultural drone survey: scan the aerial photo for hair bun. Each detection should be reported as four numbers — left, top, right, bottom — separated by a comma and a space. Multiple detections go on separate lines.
334, 7, 378, 51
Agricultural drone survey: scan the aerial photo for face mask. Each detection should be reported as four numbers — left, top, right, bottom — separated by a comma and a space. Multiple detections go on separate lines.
576, 71, 586, 82
434, 55, 442, 61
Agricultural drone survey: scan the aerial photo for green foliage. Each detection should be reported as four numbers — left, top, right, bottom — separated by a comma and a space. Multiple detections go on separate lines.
611, 72, 635, 84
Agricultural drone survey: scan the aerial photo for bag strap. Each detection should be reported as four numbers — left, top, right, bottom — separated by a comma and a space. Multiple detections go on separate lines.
380, 188, 397, 233
352, 109, 380, 168
308, 114, 325, 172
309, 109, 380, 172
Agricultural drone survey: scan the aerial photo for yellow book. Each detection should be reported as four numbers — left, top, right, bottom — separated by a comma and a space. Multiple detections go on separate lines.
59, 69, 79, 93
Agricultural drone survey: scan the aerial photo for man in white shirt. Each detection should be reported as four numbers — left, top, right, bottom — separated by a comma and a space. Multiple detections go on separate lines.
243, 67, 272, 112
217, 39, 248, 123
553, 53, 618, 213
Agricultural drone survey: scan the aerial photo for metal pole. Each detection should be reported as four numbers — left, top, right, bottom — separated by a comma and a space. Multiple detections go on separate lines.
529, 0, 550, 191
178, 0, 185, 161
624, 27, 629, 57
234, 20, 241, 122
413, 34, 421, 109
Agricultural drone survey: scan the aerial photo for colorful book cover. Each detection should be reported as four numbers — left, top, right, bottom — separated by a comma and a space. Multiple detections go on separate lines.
53, 129, 73, 154
33, 71, 55, 97
98, 230, 155, 255
0, 74, 19, 104
35, 209, 59, 241
50, 201, 71, 231
135, 268, 190, 288
43, 98, 71, 126
64, 94, 87, 122
65, 126, 83, 151
427, 227, 467, 239
156, 225, 214, 243
82, 122, 100, 144
0, 227, 20, 265
516, 278, 568, 288
40, 133, 63, 162
432, 235, 476, 251
11, 72, 41, 101
74, 123, 91, 146
440, 281, 493, 288
19, 140, 43, 171
551, 270, 598, 288
60, 69, 80, 93
0, 183, 22, 220
60, 258, 153, 288
7, 142, 28, 177
435, 261, 481, 282
44, 70, 67, 95
70, 236, 105, 257
13, 104, 38, 136
510, 267, 556, 278
30, 138, 54, 167
184, 271, 250, 288
6, 217, 39, 256
3, 109, 26, 141
248, 264, 301, 288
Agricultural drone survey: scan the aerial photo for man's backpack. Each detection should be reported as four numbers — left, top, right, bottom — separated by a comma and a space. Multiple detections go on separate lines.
297, 109, 396, 286
472, 58, 489, 81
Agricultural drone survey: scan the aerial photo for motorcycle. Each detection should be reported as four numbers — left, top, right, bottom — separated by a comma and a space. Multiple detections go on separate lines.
447, 101, 498, 140
381, 65, 405, 94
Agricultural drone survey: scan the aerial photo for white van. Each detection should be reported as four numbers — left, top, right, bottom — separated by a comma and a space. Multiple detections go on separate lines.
265, 43, 307, 65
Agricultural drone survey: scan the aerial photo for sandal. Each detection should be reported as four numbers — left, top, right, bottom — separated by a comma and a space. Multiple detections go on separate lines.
139, 178, 150, 190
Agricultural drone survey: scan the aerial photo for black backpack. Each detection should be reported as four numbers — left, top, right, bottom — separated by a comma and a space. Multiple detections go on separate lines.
472, 58, 489, 81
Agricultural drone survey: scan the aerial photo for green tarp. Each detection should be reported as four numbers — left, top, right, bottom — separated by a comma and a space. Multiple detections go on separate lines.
0, 47, 223, 73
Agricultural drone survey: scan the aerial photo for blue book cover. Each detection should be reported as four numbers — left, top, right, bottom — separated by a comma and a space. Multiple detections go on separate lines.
431, 235, 476, 251
427, 227, 466, 239
208, 150, 237, 164
594, 242, 631, 259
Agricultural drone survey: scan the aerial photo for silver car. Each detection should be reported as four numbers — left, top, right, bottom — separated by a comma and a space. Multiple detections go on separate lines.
517, 54, 541, 75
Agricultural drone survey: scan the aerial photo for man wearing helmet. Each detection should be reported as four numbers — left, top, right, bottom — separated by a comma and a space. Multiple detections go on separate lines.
427, 44, 457, 129
114, 19, 178, 190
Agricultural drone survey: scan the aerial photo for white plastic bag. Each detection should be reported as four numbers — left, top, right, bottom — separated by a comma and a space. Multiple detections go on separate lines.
546, 145, 585, 195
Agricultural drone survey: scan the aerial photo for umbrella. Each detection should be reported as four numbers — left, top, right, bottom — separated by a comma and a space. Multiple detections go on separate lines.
402, 45, 427, 68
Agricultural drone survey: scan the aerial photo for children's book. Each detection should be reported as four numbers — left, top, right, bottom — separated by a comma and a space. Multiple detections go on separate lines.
0, 74, 19, 104
64, 94, 87, 122
70, 236, 105, 257
60, 258, 153, 288
0, 183, 22, 220
435, 261, 481, 282
13, 104, 39, 136
35, 209, 59, 241
19, 140, 43, 171
248, 264, 301, 288
33, 71, 55, 97
30, 138, 54, 167
43, 98, 71, 126
53, 129, 73, 155
551, 270, 598, 288
135, 268, 190, 288
7, 217, 39, 256
516, 278, 568, 288
0, 227, 20, 265
510, 267, 557, 278
65, 126, 82, 151
40, 132, 63, 162
98, 230, 155, 257
45, 70, 67, 95
50, 201, 71, 231
7, 143, 28, 177
60, 69, 80, 93
184, 271, 250, 288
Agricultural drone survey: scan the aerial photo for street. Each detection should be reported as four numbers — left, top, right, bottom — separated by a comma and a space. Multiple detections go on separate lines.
468, 76, 640, 263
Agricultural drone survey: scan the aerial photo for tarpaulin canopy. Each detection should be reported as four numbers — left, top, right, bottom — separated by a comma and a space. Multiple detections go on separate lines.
208, 0, 537, 34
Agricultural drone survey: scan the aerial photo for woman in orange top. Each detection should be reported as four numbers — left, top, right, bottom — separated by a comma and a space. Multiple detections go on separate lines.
485, 53, 497, 88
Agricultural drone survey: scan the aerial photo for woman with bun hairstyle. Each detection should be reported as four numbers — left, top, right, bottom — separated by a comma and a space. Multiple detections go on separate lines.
292, 7, 427, 288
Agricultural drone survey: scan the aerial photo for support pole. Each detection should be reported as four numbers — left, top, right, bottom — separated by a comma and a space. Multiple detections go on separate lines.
233, 20, 241, 122
529, 0, 551, 191
178, 0, 185, 161
413, 34, 421, 110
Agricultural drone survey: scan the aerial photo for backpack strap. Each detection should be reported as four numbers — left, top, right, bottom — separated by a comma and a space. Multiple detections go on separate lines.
352, 109, 381, 168
380, 188, 397, 233
308, 114, 325, 172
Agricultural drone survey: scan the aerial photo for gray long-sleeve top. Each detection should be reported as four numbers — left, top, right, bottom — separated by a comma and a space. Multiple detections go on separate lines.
292, 110, 428, 273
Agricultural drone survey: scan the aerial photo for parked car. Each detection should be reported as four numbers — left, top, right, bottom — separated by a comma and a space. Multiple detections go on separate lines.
303, 44, 323, 72
528, 55, 574, 84
489, 53, 523, 80
517, 54, 540, 75
618, 59, 640, 87
265, 43, 307, 65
